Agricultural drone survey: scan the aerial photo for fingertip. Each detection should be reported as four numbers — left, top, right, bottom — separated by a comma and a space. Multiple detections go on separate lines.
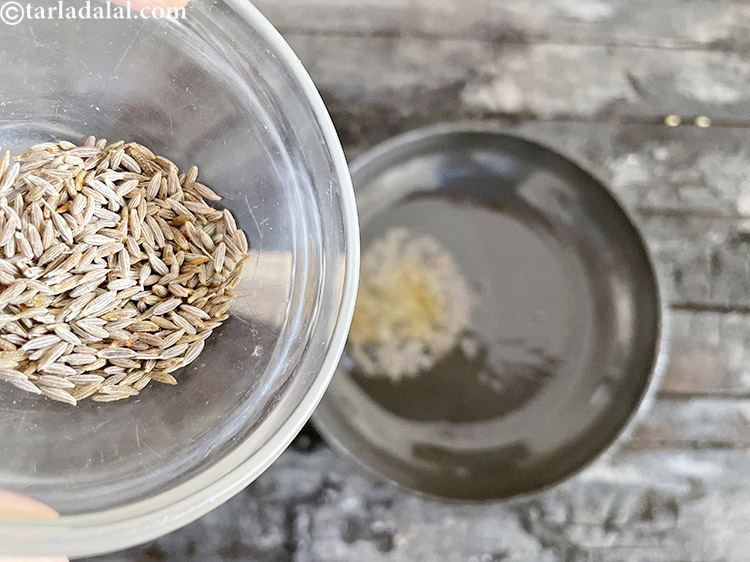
0, 490, 59, 519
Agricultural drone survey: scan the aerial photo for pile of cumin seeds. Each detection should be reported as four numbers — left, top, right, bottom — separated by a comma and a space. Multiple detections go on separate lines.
0, 137, 249, 405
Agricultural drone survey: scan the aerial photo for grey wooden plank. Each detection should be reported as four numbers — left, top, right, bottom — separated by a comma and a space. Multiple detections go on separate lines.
631, 398, 750, 449
285, 35, 750, 126
256, 0, 750, 51
640, 214, 750, 309
88, 445, 750, 562
663, 310, 750, 396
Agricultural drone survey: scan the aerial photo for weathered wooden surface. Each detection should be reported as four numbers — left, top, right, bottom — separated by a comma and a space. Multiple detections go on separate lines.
257, 0, 750, 50
284, 35, 750, 125
88, 1, 750, 561
89, 433, 750, 562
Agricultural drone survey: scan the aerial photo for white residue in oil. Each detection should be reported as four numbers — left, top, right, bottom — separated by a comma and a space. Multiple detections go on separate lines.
348, 228, 472, 381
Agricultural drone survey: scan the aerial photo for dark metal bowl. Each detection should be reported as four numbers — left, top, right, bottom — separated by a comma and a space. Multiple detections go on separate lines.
314, 123, 667, 501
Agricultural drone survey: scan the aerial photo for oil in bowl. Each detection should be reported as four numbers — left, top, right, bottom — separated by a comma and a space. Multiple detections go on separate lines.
314, 125, 663, 500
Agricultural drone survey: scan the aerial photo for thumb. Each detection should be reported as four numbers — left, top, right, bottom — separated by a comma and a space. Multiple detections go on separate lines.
0, 491, 68, 562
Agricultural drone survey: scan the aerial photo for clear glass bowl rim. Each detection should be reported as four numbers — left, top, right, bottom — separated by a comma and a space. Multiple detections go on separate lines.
0, 1, 360, 557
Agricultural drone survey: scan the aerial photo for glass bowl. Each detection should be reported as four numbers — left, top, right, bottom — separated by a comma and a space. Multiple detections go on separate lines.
0, 0, 359, 557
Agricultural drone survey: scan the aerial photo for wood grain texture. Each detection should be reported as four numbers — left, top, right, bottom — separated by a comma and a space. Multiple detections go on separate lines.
631, 398, 750, 449
282, 34, 750, 125
255, 0, 750, 51
88, 445, 750, 562
663, 310, 750, 396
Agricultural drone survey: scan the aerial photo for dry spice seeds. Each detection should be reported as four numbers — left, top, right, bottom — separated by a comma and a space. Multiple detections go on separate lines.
0, 139, 249, 405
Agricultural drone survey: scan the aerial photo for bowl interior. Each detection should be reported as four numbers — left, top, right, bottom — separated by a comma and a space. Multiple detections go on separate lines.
315, 128, 662, 500
0, 0, 355, 552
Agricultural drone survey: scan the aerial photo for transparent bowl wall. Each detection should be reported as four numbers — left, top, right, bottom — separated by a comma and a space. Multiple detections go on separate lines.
0, 0, 358, 557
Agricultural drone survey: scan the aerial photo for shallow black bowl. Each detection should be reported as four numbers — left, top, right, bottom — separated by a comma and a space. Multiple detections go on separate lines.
314, 124, 666, 501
